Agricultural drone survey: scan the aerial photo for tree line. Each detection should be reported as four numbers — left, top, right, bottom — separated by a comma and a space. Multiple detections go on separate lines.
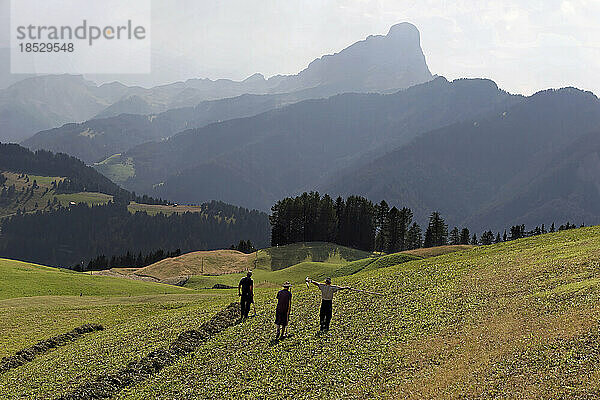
270, 192, 586, 252
230, 240, 257, 254
0, 201, 270, 268
270, 193, 448, 252
85, 248, 182, 271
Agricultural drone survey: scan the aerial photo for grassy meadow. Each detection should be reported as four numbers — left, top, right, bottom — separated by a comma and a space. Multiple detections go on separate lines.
129, 242, 373, 281
2, 228, 600, 399
93, 154, 136, 184
0, 172, 113, 218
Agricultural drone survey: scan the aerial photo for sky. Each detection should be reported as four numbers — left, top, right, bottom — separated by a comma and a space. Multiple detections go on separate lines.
1, 0, 599, 95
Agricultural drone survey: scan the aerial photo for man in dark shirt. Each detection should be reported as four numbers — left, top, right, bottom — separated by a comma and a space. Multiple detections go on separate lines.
238, 271, 254, 319
275, 281, 292, 339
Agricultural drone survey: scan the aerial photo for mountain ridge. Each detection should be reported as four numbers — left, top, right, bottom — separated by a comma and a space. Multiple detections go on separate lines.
97, 77, 519, 211
10, 22, 432, 146
322, 86, 600, 231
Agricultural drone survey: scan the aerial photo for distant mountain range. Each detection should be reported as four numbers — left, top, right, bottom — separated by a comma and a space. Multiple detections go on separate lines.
96, 79, 600, 232
323, 87, 600, 231
97, 77, 519, 211
9, 22, 432, 146
0, 75, 131, 143
9, 21, 600, 233
24, 90, 327, 164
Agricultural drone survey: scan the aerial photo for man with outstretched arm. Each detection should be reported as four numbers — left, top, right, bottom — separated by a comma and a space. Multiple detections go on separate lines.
307, 277, 349, 331
238, 271, 254, 319
275, 281, 292, 339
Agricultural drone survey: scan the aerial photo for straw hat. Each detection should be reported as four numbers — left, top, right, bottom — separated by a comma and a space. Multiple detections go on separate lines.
282, 281, 292, 288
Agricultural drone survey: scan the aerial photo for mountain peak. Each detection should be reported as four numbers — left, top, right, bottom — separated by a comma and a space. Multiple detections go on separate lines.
387, 22, 420, 39
243, 73, 266, 83
272, 22, 432, 94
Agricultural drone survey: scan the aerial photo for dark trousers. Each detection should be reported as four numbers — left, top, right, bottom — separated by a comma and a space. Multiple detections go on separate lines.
240, 295, 252, 318
320, 299, 333, 330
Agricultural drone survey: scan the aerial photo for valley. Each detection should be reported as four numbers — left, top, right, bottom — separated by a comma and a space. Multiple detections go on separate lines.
2, 12, 600, 399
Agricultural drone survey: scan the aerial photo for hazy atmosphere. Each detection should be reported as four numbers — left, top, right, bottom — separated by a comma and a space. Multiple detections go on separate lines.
3, 1, 600, 399
1, 0, 599, 94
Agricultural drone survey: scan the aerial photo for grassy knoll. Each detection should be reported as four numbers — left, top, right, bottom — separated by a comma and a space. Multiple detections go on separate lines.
93, 154, 135, 184
127, 202, 206, 216
133, 249, 255, 279
258, 242, 372, 271
0, 171, 112, 217
122, 227, 600, 399
3, 228, 600, 399
0, 258, 189, 300
134, 242, 373, 281
185, 261, 344, 289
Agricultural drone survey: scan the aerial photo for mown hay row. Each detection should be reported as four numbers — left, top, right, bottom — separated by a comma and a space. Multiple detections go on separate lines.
0, 324, 104, 374
58, 302, 240, 400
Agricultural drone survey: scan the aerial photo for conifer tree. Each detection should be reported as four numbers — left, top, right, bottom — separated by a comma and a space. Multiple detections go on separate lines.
460, 228, 470, 245
470, 234, 478, 245
406, 222, 422, 250
423, 211, 448, 248
495, 232, 501, 243
481, 230, 494, 245
449, 227, 460, 245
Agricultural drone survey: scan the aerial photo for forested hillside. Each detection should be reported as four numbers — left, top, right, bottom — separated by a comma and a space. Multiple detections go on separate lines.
24, 92, 303, 164
324, 87, 600, 231
0, 143, 133, 201
0, 143, 270, 267
105, 77, 518, 210
0, 201, 269, 268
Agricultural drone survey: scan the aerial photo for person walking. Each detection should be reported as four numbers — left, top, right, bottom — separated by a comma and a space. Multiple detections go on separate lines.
307, 277, 349, 331
275, 281, 292, 339
238, 271, 254, 319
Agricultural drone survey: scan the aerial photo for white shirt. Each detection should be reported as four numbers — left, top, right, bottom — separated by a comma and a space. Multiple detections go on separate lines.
317, 283, 342, 300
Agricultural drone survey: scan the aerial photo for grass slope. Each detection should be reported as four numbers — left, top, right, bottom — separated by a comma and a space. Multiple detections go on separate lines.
185, 261, 343, 289
0, 258, 188, 300
0, 172, 112, 218
94, 154, 135, 184
135, 242, 373, 280
134, 249, 256, 280
3, 228, 600, 399
116, 227, 600, 399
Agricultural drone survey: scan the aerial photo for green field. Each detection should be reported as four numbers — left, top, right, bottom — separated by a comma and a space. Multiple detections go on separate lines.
93, 154, 136, 184
187, 261, 344, 289
130, 242, 374, 281
2, 228, 600, 398
0, 171, 113, 217
0, 259, 189, 300
127, 201, 206, 216
54, 191, 113, 207
185, 252, 421, 289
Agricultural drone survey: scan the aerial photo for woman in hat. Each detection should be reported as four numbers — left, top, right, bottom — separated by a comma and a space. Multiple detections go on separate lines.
275, 281, 292, 339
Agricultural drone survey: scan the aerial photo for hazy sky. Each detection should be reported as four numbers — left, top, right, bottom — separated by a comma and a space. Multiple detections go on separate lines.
1, 0, 599, 95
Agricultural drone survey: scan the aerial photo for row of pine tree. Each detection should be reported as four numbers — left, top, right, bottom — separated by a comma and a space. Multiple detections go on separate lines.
270, 192, 583, 252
